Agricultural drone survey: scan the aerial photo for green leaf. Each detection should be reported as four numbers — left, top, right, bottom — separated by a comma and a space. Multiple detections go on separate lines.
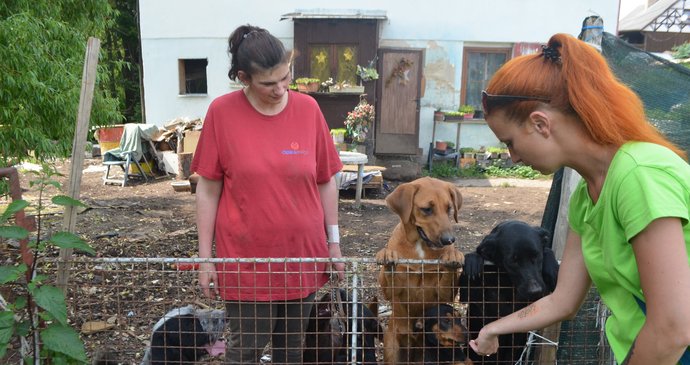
14, 296, 27, 310
51, 195, 86, 208
0, 311, 15, 359
16, 319, 31, 337
40, 323, 88, 363
0, 225, 29, 239
32, 285, 67, 325
0, 264, 28, 284
47, 232, 95, 255
1, 200, 29, 221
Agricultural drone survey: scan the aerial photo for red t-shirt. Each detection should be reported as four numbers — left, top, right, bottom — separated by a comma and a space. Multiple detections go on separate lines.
191, 90, 343, 301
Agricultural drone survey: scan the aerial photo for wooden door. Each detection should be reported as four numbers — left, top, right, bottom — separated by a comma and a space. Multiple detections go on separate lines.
375, 48, 424, 155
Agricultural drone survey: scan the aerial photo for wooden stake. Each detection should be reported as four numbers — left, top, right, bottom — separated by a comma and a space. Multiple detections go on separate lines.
57, 37, 101, 289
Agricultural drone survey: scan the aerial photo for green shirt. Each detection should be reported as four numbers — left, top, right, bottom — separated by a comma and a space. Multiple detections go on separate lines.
569, 141, 690, 363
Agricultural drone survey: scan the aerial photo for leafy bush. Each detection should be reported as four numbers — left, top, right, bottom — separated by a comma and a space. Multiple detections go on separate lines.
0, 1, 122, 166
426, 160, 548, 180
672, 42, 690, 59
0, 165, 93, 363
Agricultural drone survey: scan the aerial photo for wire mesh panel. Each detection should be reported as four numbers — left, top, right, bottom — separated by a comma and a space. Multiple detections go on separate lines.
2, 257, 616, 364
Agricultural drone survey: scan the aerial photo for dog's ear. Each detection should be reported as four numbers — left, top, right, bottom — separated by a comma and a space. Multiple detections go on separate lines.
385, 181, 418, 223
535, 226, 552, 249
476, 232, 499, 263
462, 252, 484, 280
542, 247, 559, 292
446, 183, 463, 223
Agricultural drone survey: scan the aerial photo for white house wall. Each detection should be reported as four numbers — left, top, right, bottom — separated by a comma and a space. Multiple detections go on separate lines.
139, 0, 620, 152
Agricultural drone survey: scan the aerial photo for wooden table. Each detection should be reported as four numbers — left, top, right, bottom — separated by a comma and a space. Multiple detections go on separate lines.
338, 151, 368, 207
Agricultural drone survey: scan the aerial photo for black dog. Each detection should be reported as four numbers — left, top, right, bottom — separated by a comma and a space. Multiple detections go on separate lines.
458, 220, 559, 364
140, 305, 225, 365
415, 304, 473, 364
303, 288, 381, 364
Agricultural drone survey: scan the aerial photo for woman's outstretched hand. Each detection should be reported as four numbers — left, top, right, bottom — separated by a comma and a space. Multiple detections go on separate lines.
469, 328, 499, 358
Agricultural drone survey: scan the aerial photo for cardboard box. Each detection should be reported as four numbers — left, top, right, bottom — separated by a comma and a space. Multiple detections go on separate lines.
183, 130, 201, 154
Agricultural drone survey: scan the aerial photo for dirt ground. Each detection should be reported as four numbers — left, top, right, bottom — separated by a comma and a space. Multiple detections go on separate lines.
3, 158, 552, 363
26, 158, 552, 259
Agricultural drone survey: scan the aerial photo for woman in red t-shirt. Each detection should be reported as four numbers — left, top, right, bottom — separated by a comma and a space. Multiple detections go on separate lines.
191, 24, 344, 364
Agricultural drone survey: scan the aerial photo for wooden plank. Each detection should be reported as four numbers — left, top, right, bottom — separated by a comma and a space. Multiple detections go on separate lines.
341, 164, 386, 172
57, 37, 101, 289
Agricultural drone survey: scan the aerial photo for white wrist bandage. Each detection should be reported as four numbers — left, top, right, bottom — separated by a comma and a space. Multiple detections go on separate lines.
327, 225, 340, 244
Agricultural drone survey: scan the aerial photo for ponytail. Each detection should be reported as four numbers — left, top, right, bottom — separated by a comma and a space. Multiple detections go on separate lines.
487, 33, 686, 160
227, 24, 289, 81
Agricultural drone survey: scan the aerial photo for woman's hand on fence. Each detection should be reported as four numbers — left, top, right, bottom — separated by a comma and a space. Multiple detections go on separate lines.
199, 262, 219, 299
328, 243, 345, 281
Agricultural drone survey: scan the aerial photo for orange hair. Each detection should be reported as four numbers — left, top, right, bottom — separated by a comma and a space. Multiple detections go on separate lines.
486, 33, 686, 160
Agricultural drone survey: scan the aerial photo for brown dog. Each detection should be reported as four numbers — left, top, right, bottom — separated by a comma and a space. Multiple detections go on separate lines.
375, 177, 465, 364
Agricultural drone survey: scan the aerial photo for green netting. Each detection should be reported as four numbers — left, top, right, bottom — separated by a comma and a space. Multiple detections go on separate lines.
602, 32, 690, 154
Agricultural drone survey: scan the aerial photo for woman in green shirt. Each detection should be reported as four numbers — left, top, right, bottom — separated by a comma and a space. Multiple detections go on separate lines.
469, 33, 690, 365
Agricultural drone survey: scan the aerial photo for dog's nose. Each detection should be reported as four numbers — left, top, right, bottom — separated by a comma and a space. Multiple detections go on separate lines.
440, 233, 456, 246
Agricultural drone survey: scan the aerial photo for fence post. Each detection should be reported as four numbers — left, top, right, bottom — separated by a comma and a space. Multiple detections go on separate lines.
57, 36, 101, 289
535, 167, 581, 364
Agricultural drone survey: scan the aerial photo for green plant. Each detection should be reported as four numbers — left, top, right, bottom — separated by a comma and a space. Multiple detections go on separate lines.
330, 128, 347, 137
672, 42, 690, 59
459, 104, 475, 114
356, 64, 379, 82
445, 141, 455, 149
459, 147, 475, 153
443, 111, 463, 117
487, 146, 507, 154
0, 1, 123, 166
294, 77, 321, 84
0, 164, 93, 363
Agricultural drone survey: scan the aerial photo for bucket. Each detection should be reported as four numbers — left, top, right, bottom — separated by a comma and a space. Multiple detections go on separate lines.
129, 160, 154, 175
96, 125, 125, 157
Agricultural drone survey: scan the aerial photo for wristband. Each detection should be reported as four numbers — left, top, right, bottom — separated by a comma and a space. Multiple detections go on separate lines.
326, 225, 340, 244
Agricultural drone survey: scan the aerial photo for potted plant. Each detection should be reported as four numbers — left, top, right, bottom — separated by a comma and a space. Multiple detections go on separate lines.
433, 108, 445, 122
435, 140, 448, 151
443, 110, 463, 121
330, 128, 347, 144
487, 146, 503, 159
459, 105, 475, 119
356, 58, 379, 84
460, 147, 476, 159
295, 77, 321, 93
445, 141, 455, 150
344, 96, 375, 144
329, 80, 365, 93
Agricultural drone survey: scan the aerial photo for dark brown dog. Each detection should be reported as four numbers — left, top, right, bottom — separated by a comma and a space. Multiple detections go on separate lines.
375, 177, 465, 364
303, 289, 381, 364
416, 304, 473, 365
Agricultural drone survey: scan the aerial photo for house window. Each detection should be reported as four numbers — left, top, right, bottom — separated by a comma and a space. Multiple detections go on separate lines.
309, 44, 358, 85
178, 58, 208, 95
461, 48, 511, 109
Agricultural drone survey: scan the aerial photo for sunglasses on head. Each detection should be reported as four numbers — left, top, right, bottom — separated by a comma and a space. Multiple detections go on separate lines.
481, 90, 551, 115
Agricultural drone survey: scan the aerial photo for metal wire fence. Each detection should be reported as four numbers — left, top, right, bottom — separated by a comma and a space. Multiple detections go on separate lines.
3, 257, 614, 364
